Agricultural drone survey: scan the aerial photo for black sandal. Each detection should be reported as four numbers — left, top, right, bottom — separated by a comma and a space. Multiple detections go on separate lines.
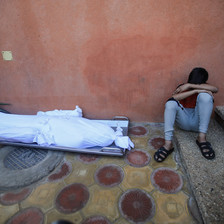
154, 147, 174, 162
196, 140, 215, 160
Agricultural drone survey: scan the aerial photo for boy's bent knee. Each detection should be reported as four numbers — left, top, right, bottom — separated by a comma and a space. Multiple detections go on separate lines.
197, 92, 213, 103
165, 100, 179, 110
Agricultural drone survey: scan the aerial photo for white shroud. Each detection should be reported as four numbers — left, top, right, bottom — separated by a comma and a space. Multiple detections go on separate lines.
0, 106, 134, 150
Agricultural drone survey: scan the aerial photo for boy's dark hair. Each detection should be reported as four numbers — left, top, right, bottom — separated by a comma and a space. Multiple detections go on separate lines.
188, 67, 209, 84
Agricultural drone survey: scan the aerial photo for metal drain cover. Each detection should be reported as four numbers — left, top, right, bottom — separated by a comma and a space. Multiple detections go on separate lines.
0, 146, 64, 192
4, 147, 48, 170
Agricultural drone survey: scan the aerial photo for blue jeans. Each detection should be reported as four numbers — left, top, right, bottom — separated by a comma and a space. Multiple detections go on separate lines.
164, 93, 214, 141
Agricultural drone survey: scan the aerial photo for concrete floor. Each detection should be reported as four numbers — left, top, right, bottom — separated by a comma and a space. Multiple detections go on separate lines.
0, 123, 198, 224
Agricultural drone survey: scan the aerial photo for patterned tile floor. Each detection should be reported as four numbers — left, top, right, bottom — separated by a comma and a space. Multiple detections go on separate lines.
0, 123, 198, 224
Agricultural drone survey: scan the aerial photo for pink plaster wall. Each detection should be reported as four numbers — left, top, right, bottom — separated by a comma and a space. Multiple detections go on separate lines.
0, 0, 224, 122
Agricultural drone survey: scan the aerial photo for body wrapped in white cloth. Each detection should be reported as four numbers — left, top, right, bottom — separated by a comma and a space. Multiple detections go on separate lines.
0, 106, 134, 150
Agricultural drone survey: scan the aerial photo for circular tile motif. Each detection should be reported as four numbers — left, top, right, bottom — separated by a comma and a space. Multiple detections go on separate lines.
48, 162, 71, 181
81, 216, 111, 224
119, 189, 155, 223
56, 183, 89, 213
0, 188, 32, 205
95, 165, 124, 187
78, 154, 100, 164
7, 207, 44, 224
151, 167, 183, 193
125, 149, 151, 167
129, 126, 147, 136
149, 137, 165, 149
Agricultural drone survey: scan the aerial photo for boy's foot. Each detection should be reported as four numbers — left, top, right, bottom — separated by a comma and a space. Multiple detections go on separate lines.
154, 146, 174, 162
196, 140, 215, 160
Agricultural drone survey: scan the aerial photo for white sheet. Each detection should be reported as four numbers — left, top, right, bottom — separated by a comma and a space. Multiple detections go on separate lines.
0, 107, 134, 150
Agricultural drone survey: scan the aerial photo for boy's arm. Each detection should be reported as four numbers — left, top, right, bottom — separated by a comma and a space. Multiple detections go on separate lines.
172, 89, 213, 101
173, 83, 218, 95
190, 83, 218, 93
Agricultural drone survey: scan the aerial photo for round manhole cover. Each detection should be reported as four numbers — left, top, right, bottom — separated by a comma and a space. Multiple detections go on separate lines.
0, 146, 64, 191
4, 147, 48, 170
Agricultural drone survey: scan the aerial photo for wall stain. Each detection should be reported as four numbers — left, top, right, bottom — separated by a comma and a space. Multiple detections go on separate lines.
83, 35, 199, 108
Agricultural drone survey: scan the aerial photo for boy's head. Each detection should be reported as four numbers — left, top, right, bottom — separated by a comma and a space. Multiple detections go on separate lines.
188, 67, 209, 84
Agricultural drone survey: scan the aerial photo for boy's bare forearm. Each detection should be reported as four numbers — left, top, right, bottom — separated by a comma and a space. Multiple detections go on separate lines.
172, 90, 197, 101
172, 89, 214, 101
189, 84, 218, 93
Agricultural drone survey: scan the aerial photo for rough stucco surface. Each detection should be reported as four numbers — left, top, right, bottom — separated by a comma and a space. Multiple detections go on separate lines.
174, 120, 224, 224
0, 0, 224, 121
